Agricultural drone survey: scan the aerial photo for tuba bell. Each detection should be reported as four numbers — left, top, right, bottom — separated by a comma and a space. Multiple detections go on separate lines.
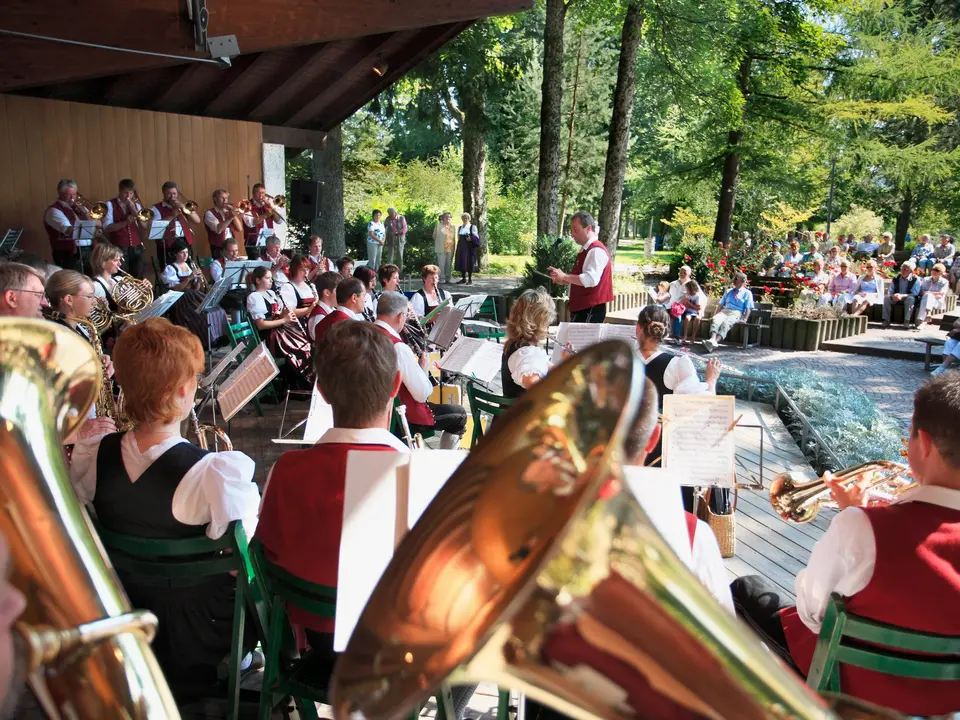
0, 318, 179, 717
331, 341, 887, 720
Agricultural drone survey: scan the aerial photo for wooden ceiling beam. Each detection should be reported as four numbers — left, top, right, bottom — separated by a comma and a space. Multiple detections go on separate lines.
247, 43, 345, 124
150, 63, 227, 113
202, 50, 293, 117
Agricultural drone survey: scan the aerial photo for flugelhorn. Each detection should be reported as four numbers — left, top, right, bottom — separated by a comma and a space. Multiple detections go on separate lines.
331, 340, 882, 720
0, 318, 179, 718
769, 460, 914, 524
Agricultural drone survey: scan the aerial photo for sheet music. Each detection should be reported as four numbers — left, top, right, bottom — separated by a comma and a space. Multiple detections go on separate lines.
436, 336, 503, 382
406, 451, 468, 528
198, 275, 233, 313
72, 220, 98, 247
622, 466, 692, 566
563, 323, 604, 350
148, 219, 171, 241
662, 394, 736, 487
601, 323, 640, 345
427, 306, 466, 349
131, 291, 183, 324
454, 294, 488, 319
200, 341, 246, 389
217, 342, 280, 421
552, 322, 638, 362
303, 383, 333, 442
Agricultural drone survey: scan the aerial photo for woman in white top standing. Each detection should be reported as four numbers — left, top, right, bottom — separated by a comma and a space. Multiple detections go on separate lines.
502, 287, 556, 398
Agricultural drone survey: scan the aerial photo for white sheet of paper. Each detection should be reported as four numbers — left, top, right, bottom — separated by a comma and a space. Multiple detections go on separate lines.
622, 466, 692, 567
662, 394, 736, 487
406, 451, 468, 528
335, 451, 409, 652
436, 336, 503, 382
303, 383, 334, 442
200, 342, 246, 389
72, 220, 98, 247
218, 342, 280, 421
454, 294, 488, 319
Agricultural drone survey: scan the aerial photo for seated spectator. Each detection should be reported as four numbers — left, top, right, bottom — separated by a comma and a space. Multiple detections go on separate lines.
855, 234, 879, 258
931, 320, 960, 376
69, 318, 260, 689
376, 291, 467, 448
848, 260, 884, 316
502, 287, 556, 397
256, 321, 407, 681
665, 266, 693, 332
805, 259, 830, 286
824, 245, 843, 271
777, 241, 803, 276
703, 272, 754, 352
950, 258, 960, 294
762, 242, 784, 275
916, 263, 950, 326
876, 232, 895, 263
679, 279, 707, 345
934, 233, 956, 268
818, 259, 857, 309
842, 233, 858, 253
912, 234, 936, 271
882, 262, 921, 329
803, 241, 823, 263
651, 280, 671, 307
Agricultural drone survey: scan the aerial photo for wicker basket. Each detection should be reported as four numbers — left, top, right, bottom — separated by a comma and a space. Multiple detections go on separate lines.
697, 487, 738, 558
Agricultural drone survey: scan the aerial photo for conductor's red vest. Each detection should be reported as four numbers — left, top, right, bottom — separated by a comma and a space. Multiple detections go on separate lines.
569, 240, 614, 313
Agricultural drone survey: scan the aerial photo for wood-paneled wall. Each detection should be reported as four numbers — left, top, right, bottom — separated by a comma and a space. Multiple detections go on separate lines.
0, 94, 263, 266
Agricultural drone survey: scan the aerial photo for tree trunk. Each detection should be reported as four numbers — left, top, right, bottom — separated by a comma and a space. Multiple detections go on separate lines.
311, 125, 345, 258
537, 0, 566, 239
895, 186, 913, 251
558, 31, 584, 238
462, 112, 488, 269
712, 57, 751, 247
598, 2, 644, 256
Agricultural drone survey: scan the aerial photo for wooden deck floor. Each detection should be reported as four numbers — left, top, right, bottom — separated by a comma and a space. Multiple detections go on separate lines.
727, 400, 832, 602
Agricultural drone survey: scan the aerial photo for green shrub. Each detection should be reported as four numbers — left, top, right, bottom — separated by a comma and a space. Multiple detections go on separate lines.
487, 196, 535, 255
517, 236, 578, 298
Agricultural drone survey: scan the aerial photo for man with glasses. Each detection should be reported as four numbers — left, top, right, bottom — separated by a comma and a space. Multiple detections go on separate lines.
0, 263, 47, 318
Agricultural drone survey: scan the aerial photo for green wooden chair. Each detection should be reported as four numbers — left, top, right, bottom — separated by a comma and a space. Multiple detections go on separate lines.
226, 316, 282, 413
93, 520, 262, 720
465, 380, 515, 449
197, 256, 214, 269
462, 297, 506, 343
807, 593, 960, 694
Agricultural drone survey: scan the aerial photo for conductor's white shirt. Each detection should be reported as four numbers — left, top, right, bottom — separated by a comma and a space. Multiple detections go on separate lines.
375, 320, 432, 403
577, 244, 610, 288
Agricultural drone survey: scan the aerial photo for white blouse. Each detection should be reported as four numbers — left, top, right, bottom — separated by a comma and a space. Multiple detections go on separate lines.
162, 263, 193, 288
507, 345, 550, 387
411, 289, 444, 317
70, 433, 260, 540
279, 281, 316, 310
93, 276, 115, 300
246, 289, 281, 321
640, 350, 712, 395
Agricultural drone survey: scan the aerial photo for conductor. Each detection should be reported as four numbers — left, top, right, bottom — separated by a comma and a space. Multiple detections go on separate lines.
547, 211, 613, 323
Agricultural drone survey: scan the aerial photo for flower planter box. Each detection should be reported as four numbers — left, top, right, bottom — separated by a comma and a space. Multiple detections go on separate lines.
770, 315, 784, 348
781, 317, 797, 350
766, 313, 868, 350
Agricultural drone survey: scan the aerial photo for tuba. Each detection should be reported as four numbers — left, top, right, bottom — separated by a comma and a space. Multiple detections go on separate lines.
331, 341, 896, 720
0, 318, 179, 717
769, 461, 914, 524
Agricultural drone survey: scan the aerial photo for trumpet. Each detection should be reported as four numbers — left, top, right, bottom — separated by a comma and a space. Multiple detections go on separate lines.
75, 193, 108, 220
769, 460, 914, 524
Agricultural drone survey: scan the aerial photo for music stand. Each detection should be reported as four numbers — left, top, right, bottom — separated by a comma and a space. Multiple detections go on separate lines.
217, 342, 280, 422
73, 221, 97, 271
149, 219, 180, 264
195, 341, 247, 431
198, 277, 237, 369
131, 291, 183, 324
257, 226, 275, 249
0, 229, 23, 258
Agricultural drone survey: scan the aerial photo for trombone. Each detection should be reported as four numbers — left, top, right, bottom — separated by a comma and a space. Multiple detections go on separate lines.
769, 460, 914, 524
75, 193, 108, 220
131, 191, 154, 223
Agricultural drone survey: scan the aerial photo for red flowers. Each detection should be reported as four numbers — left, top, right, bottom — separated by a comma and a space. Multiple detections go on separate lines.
684, 254, 691, 261
884, 260, 896, 267
719, 259, 727, 267
707, 262, 715, 269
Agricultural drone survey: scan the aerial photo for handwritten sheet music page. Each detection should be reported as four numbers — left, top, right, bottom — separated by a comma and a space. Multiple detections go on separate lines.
217, 342, 280, 421
662, 394, 736, 487
622, 466, 692, 566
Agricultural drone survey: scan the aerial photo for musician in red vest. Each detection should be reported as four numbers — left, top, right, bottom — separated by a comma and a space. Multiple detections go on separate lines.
312, 276, 365, 344
242, 183, 285, 261
255, 321, 407, 671
102, 178, 148, 278
375, 291, 467, 449
203, 188, 243, 260
731, 374, 960, 716
548, 211, 614, 323
306, 235, 333, 281
151, 181, 200, 265
307, 271, 341, 342
43, 178, 100, 272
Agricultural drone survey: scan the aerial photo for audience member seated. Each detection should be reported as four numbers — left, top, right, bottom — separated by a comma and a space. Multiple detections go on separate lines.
842, 233, 858, 254
256, 321, 407, 679
916, 262, 950, 326
679, 279, 707, 345
824, 245, 843, 271
931, 320, 960, 376
0, 262, 47, 318
848, 260, 884, 316
279, 255, 319, 324
666, 265, 692, 334
313, 276, 365, 344
876, 232, 895, 263
306, 271, 341, 342
805, 259, 830, 286
803, 241, 823, 263
778, 241, 803, 276
376, 291, 467, 448
246, 266, 314, 389
353, 265, 378, 321
410, 264, 450, 328
502, 287, 556, 398
335, 256, 354, 277
882, 262, 922, 329
703, 272, 755, 352
163, 241, 226, 348
934, 233, 956, 268
762, 242, 783, 275
855, 234, 879, 258
261, 236, 290, 286
69, 318, 260, 690
651, 280, 671, 307
951, 257, 960, 294
730, 375, 960, 716
818, 259, 857, 309
911, 233, 936, 271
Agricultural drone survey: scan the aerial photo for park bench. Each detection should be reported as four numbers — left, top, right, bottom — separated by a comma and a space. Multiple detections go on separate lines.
915, 336, 945, 371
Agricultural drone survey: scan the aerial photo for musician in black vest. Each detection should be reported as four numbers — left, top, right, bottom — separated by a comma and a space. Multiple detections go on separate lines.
68, 318, 261, 689
410, 264, 449, 326
502, 287, 556, 398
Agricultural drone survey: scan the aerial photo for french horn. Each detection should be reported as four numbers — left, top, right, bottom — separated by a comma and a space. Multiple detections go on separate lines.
331, 340, 892, 720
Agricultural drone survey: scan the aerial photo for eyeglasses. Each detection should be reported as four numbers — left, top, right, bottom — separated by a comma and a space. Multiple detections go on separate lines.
14, 289, 46, 298
76, 293, 97, 300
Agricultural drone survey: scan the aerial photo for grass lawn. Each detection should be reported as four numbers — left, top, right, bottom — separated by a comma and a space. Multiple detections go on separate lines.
614, 244, 680, 266
487, 254, 530, 276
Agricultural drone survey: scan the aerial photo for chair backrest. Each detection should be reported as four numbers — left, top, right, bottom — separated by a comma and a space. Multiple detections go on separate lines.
250, 539, 336, 620
476, 297, 498, 323
466, 380, 515, 448
227, 317, 259, 350
816, 594, 960, 685
198, 257, 214, 269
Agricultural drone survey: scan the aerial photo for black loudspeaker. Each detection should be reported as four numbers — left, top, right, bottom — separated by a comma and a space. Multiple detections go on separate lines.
289, 179, 322, 222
